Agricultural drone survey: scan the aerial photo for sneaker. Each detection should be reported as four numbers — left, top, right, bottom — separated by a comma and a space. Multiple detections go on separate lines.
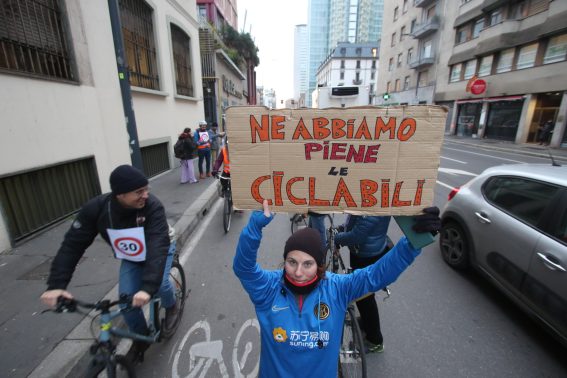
124, 340, 150, 365
365, 341, 384, 354
164, 301, 181, 331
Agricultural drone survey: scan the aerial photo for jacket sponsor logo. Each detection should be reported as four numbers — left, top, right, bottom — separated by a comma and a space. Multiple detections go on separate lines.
272, 327, 287, 342
314, 302, 330, 320
271, 305, 289, 312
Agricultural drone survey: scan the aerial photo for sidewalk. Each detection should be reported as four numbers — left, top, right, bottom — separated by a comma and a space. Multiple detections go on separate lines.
0, 165, 219, 378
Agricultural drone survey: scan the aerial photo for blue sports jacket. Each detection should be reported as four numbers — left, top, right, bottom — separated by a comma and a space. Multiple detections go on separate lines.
233, 211, 421, 378
335, 215, 391, 258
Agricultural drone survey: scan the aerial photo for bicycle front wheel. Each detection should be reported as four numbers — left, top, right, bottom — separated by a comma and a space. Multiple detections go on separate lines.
223, 195, 232, 233
161, 260, 187, 339
339, 307, 367, 378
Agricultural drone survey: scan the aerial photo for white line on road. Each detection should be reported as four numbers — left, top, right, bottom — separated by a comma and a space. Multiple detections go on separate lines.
436, 180, 457, 190
443, 146, 525, 163
440, 156, 467, 164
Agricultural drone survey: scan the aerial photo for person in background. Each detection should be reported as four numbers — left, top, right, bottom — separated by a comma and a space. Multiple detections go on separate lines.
40, 165, 181, 364
538, 120, 554, 146
233, 200, 441, 377
209, 122, 225, 163
179, 128, 198, 184
194, 121, 212, 179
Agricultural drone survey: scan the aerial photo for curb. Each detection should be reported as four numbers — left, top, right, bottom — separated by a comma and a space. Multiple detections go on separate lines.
28, 183, 220, 378
446, 138, 567, 161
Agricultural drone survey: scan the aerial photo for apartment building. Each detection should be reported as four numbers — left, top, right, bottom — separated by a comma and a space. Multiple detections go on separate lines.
0, 0, 204, 252
376, 0, 451, 106
313, 42, 379, 108
436, 0, 567, 147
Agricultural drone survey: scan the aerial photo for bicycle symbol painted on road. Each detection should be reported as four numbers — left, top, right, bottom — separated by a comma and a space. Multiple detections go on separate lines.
172, 318, 260, 378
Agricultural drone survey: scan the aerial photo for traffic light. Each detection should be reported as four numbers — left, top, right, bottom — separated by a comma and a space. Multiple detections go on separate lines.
383, 93, 390, 100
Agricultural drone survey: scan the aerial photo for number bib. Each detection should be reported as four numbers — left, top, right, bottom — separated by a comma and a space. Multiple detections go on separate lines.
107, 227, 147, 262
198, 131, 210, 143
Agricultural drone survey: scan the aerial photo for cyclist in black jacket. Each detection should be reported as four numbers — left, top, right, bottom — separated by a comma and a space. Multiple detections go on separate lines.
40, 165, 180, 363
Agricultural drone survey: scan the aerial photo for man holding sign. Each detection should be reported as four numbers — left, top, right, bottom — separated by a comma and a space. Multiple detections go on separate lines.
40, 165, 180, 364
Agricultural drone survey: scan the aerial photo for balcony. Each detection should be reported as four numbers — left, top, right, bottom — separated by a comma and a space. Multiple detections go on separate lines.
409, 55, 435, 70
412, 16, 440, 39
414, 0, 437, 8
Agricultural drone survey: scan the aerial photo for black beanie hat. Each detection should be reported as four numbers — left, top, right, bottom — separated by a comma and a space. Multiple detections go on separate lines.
284, 228, 324, 266
109, 165, 148, 195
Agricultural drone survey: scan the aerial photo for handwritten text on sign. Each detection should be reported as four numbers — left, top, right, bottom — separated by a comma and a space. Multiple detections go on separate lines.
226, 106, 447, 215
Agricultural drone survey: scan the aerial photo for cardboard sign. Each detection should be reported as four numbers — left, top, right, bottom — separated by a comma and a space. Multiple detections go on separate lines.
225, 105, 447, 215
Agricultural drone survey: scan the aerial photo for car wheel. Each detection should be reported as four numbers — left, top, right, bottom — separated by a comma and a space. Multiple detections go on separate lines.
439, 221, 470, 270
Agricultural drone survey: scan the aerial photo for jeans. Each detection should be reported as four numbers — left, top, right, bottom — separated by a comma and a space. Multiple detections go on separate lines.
308, 214, 327, 252
119, 242, 176, 335
198, 149, 211, 174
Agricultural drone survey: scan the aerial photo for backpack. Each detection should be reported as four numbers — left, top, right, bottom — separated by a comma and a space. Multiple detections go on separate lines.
174, 139, 185, 159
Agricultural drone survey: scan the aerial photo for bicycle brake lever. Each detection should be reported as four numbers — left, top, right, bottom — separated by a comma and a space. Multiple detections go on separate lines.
382, 287, 391, 301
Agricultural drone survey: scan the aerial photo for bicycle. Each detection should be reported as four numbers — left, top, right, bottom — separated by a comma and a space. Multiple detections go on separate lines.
47, 256, 187, 377
216, 174, 232, 233
325, 216, 367, 378
289, 213, 308, 234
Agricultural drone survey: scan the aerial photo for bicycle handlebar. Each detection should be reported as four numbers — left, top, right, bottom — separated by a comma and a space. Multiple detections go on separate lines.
54, 295, 132, 313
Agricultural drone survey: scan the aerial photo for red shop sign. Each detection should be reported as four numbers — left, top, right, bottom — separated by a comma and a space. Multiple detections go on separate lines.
470, 79, 487, 95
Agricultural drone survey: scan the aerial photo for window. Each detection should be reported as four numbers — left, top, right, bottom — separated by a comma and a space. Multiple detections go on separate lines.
543, 34, 567, 64
472, 19, 484, 38
0, 0, 75, 81
426, 5, 436, 21
478, 55, 493, 76
388, 57, 393, 71
484, 177, 559, 227
407, 48, 414, 64
403, 76, 410, 90
403, 0, 408, 13
401, 26, 406, 41
410, 19, 417, 33
171, 24, 194, 97
489, 9, 502, 26
418, 70, 428, 87
496, 48, 514, 73
397, 53, 403, 67
423, 40, 433, 58
386, 81, 391, 93
463, 60, 476, 79
356, 47, 362, 55
394, 6, 399, 21
391, 32, 396, 46
395, 78, 401, 92
121, 0, 159, 90
517, 43, 538, 69
450, 63, 462, 82
456, 25, 469, 44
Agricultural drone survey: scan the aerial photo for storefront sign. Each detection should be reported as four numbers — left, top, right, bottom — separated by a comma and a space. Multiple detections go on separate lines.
470, 79, 487, 95
222, 75, 243, 99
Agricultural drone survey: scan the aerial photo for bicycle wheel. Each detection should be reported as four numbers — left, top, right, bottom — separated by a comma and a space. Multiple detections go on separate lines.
223, 194, 232, 233
85, 353, 135, 378
338, 307, 367, 378
161, 261, 187, 339
290, 214, 308, 234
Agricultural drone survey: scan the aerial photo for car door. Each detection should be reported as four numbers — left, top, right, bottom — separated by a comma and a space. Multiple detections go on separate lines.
522, 190, 567, 342
472, 176, 559, 297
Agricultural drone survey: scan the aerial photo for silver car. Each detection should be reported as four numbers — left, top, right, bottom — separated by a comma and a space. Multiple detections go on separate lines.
439, 163, 567, 346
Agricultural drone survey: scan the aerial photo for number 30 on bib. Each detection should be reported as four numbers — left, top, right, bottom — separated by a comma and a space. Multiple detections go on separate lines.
107, 227, 147, 262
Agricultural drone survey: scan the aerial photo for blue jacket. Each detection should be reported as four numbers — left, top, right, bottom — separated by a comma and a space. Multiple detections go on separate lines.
233, 211, 421, 378
334, 215, 391, 258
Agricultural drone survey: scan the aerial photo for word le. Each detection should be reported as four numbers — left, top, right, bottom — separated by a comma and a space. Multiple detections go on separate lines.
251, 172, 425, 208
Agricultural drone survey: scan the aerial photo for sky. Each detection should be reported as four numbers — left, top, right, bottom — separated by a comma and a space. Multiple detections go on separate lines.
237, 0, 307, 103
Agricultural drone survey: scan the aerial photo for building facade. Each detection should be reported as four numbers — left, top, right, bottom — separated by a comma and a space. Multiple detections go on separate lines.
196, 0, 238, 30
313, 42, 379, 108
376, 0, 450, 106
436, 0, 567, 147
0, 0, 205, 252
307, 0, 385, 107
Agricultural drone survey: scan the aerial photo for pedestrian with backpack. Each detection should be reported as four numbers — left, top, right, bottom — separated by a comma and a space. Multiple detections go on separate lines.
177, 128, 198, 184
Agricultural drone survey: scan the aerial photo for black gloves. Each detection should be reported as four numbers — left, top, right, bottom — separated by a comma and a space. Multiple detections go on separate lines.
412, 207, 441, 235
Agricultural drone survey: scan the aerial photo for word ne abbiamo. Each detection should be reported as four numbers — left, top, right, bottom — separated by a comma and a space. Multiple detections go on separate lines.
250, 172, 427, 209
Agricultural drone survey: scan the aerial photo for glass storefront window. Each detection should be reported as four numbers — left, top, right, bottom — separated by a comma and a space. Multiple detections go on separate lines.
517, 43, 538, 69
485, 100, 524, 141
496, 48, 514, 73
478, 55, 493, 76
457, 102, 482, 137
543, 34, 567, 64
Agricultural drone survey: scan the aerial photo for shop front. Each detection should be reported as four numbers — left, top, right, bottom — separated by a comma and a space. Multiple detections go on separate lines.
484, 98, 524, 141
456, 101, 482, 137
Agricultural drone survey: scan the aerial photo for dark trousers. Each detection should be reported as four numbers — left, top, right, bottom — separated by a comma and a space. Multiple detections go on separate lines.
197, 149, 211, 174
350, 252, 384, 345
